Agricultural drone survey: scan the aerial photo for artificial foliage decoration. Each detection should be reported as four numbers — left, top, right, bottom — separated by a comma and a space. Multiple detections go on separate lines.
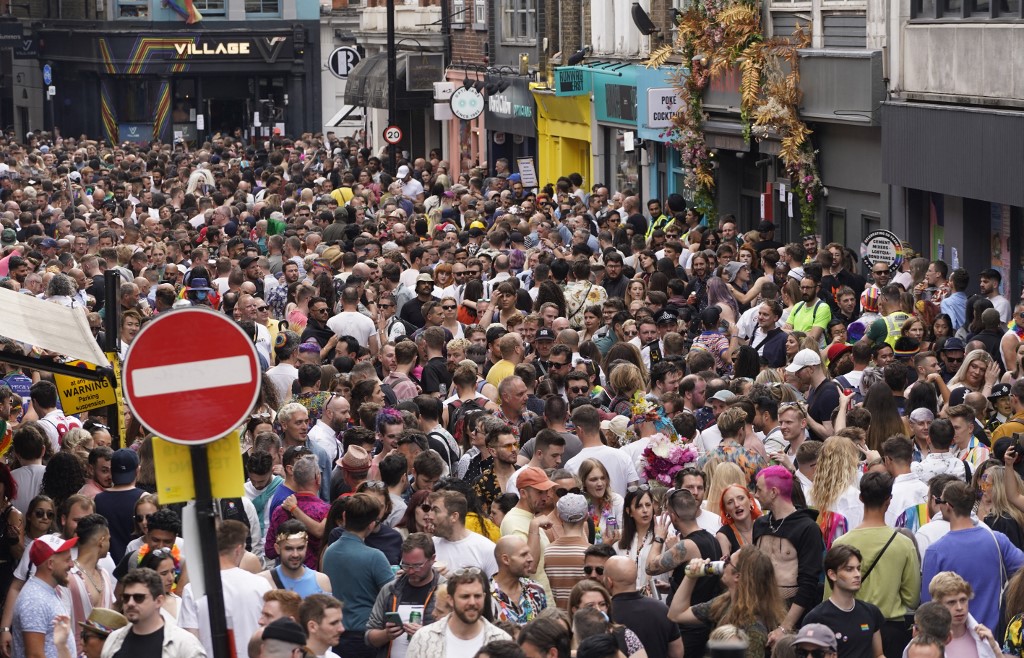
646, 0, 823, 231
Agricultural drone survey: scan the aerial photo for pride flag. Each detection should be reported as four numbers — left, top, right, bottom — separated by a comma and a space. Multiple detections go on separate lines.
165, 0, 203, 23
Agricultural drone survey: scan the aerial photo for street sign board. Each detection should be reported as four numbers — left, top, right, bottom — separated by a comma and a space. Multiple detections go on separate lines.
327, 46, 360, 79
383, 125, 403, 145
53, 360, 117, 415
42, 64, 51, 85
123, 307, 260, 445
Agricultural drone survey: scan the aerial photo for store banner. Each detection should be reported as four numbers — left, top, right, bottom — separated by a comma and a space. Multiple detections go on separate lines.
485, 76, 536, 138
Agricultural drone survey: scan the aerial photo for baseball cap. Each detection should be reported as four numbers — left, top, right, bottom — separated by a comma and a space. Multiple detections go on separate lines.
517, 466, 556, 491
909, 408, 934, 423
711, 390, 736, 403
786, 348, 822, 373
757, 220, 775, 233
826, 343, 851, 363
534, 327, 555, 342
793, 624, 838, 651
29, 534, 78, 566
238, 256, 258, 270
556, 493, 588, 523
942, 337, 966, 352
262, 618, 308, 647
0, 229, 15, 246
40, 237, 58, 249
110, 448, 140, 485
989, 383, 1012, 400
396, 165, 410, 179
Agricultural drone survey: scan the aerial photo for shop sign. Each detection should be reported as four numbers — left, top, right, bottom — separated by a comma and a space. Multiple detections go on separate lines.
647, 88, 682, 128
119, 123, 154, 144
0, 22, 21, 45
555, 68, 588, 97
169, 36, 289, 63
14, 36, 38, 59
406, 54, 445, 92
860, 229, 904, 273
450, 86, 484, 120
485, 76, 536, 138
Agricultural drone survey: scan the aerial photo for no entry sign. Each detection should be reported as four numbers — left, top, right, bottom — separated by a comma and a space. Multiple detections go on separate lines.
123, 307, 260, 445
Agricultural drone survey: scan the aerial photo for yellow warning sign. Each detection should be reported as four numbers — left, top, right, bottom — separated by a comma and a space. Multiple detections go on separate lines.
153, 431, 245, 504
53, 360, 117, 415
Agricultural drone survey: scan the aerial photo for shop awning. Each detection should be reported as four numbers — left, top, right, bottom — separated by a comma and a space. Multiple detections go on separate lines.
344, 53, 397, 109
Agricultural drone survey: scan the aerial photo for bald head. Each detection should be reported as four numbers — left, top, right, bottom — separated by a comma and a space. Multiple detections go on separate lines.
603, 556, 637, 594
494, 535, 527, 561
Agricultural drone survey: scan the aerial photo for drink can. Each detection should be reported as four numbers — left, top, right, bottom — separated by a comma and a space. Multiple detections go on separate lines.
409, 611, 422, 625
391, 564, 401, 576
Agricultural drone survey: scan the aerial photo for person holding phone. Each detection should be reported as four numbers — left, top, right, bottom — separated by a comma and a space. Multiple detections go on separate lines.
365, 532, 445, 658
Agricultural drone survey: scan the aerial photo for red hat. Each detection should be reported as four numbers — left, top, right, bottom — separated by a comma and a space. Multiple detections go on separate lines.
29, 534, 78, 566
826, 343, 852, 363
517, 466, 556, 491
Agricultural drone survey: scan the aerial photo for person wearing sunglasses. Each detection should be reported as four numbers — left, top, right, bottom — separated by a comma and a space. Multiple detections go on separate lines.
102, 567, 206, 658
789, 623, 839, 658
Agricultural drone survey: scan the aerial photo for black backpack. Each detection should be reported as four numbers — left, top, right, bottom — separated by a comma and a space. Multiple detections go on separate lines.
219, 498, 252, 551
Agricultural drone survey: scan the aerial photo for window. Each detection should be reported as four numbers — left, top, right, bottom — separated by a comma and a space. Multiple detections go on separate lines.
473, 0, 486, 28
194, 0, 224, 14
246, 0, 279, 15
911, 0, 1021, 18
117, 0, 149, 18
501, 0, 536, 43
453, 0, 466, 28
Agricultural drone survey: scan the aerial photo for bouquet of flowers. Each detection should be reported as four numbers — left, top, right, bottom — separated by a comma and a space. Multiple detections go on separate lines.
640, 433, 698, 486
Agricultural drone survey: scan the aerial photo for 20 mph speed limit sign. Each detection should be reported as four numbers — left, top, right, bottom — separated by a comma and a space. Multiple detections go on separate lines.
383, 125, 403, 145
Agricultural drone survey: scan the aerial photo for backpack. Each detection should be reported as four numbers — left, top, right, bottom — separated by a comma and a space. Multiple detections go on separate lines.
219, 498, 252, 551
447, 397, 486, 449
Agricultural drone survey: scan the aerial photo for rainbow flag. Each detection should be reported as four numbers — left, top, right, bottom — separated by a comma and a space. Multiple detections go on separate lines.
897, 503, 931, 534
165, 0, 202, 24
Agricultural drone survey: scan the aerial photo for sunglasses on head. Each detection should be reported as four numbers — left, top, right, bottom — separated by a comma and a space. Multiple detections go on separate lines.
583, 565, 605, 576
627, 484, 652, 493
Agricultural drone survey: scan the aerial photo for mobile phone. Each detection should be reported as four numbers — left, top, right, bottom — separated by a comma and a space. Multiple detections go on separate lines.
384, 612, 403, 626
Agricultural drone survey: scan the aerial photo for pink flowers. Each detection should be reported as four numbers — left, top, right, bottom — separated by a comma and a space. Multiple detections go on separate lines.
640, 433, 698, 486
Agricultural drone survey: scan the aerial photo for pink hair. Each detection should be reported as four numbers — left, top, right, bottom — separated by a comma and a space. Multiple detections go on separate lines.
758, 465, 793, 501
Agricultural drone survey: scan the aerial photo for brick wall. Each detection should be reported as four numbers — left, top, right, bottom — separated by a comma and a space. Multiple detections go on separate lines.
450, 0, 488, 65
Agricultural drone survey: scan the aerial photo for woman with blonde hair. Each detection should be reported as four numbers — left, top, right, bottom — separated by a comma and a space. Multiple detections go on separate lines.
669, 545, 786, 658
980, 463, 1024, 547
715, 482, 761, 556
948, 348, 998, 396
579, 458, 624, 545
607, 362, 647, 417
439, 295, 464, 339
809, 436, 863, 548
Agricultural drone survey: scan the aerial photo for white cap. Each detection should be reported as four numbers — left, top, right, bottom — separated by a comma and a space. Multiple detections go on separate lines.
396, 165, 410, 179
786, 348, 822, 373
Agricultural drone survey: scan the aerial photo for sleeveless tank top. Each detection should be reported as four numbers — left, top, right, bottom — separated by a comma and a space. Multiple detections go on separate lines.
274, 566, 325, 597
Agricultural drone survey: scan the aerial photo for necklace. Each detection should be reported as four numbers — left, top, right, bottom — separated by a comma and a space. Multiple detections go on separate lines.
831, 597, 856, 613
767, 512, 787, 534
75, 560, 104, 594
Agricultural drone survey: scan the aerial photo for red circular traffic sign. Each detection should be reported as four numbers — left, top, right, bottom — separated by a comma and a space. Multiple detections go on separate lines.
383, 125, 403, 145
123, 307, 260, 445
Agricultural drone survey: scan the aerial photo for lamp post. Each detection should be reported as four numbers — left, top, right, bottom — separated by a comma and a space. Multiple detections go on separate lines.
386, 0, 398, 173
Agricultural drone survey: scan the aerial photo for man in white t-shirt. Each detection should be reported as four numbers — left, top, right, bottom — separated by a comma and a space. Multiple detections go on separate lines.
265, 333, 301, 402
563, 405, 639, 498
397, 165, 425, 202
428, 490, 498, 577
30, 380, 82, 453
179, 520, 271, 658
327, 286, 380, 357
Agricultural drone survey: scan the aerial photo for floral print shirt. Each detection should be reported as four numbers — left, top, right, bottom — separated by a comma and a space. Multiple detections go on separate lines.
490, 577, 547, 624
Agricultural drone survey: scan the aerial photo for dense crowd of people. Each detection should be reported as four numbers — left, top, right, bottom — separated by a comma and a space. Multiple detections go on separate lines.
0, 129, 1022, 658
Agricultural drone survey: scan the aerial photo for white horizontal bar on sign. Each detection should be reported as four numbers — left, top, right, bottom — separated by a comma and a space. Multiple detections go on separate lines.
130, 355, 253, 397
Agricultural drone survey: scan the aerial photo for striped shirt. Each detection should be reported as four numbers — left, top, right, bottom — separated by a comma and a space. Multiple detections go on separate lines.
543, 536, 590, 610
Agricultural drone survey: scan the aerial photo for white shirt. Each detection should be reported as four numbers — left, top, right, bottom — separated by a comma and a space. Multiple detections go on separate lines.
990, 295, 1012, 323
11, 464, 45, 515
265, 362, 299, 402
327, 310, 378, 346
887, 472, 929, 527
402, 178, 425, 200
564, 446, 640, 498
697, 508, 722, 534
445, 624, 485, 657
38, 409, 83, 453
433, 533, 499, 578
179, 567, 271, 658
308, 420, 340, 462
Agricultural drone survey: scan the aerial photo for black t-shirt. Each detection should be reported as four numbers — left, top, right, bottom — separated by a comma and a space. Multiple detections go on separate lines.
803, 599, 883, 658
807, 380, 840, 441
399, 297, 427, 328
95, 487, 145, 563
610, 591, 680, 658
987, 513, 1024, 549
420, 357, 451, 394
112, 625, 165, 658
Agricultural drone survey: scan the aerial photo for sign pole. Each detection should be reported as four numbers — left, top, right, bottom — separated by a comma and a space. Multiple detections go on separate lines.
102, 269, 122, 449
191, 444, 231, 658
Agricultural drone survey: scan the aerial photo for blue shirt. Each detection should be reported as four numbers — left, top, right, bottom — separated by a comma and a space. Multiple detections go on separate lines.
921, 525, 1024, 628
12, 576, 74, 658
322, 533, 394, 631
941, 291, 968, 331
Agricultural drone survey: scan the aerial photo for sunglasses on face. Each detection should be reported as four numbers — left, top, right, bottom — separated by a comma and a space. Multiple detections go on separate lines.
122, 592, 150, 604
569, 386, 590, 394
442, 305, 456, 310
134, 513, 154, 524
33, 509, 54, 519
794, 649, 829, 658
419, 504, 432, 513
583, 565, 605, 576
556, 487, 582, 498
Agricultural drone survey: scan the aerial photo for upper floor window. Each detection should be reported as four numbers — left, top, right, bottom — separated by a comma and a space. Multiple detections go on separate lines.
911, 0, 1020, 18
117, 0, 149, 18
247, 0, 280, 15
473, 0, 486, 28
501, 0, 536, 43
194, 0, 225, 14
453, 0, 466, 28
